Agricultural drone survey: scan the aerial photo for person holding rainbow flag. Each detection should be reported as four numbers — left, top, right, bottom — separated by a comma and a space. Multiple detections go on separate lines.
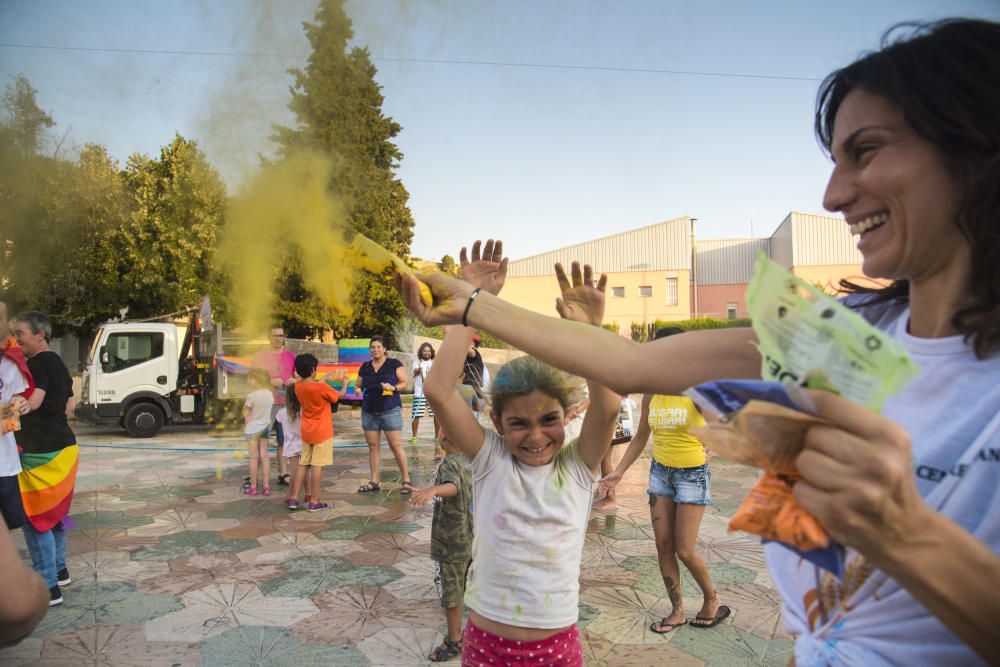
12, 312, 78, 607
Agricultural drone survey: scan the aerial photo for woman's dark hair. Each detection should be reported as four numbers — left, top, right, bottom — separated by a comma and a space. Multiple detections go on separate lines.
370, 334, 386, 347
285, 380, 301, 421
417, 342, 435, 360
815, 18, 1000, 358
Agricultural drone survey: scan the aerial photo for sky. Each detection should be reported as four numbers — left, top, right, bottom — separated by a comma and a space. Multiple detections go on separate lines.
2, 0, 999, 262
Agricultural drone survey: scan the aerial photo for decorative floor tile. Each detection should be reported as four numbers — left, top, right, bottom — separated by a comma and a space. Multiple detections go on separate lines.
258, 556, 403, 597
38, 623, 203, 666
144, 583, 318, 642
356, 627, 442, 665
199, 625, 367, 666
131, 530, 261, 562
32, 581, 183, 638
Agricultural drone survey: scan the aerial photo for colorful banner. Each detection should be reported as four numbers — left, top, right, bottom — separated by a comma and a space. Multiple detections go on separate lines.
337, 338, 371, 364
215, 355, 363, 401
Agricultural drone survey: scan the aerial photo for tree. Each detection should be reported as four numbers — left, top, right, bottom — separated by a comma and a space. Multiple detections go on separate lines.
271, 0, 415, 344
1, 74, 54, 157
118, 134, 227, 322
440, 254, 458, 275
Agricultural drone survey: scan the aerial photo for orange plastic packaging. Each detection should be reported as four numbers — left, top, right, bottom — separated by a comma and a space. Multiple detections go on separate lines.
692, 399, 830, 550
729, 472, 829, 550
0, 401, 21, 435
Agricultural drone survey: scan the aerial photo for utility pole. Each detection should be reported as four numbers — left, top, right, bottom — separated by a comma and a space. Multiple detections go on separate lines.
690, 217, 698, 318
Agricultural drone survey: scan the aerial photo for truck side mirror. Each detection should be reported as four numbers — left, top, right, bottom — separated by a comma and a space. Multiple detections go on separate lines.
100, 345, 111, 371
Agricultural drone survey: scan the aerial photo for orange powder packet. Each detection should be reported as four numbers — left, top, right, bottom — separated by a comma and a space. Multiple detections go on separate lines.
692, 400, 829, 550
729, 472, 829, 550
0, 401, 21, 435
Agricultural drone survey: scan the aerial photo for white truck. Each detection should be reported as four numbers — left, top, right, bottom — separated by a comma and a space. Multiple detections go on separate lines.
75, 317, 242, 437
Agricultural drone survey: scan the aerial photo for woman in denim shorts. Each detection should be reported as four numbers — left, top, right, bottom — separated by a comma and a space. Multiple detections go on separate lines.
357, 335, 413, 495
601, 328, 730, 633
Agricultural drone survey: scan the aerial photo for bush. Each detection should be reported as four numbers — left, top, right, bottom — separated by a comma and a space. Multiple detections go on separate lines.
630, 317, 752, 341
410, 321, 512, 350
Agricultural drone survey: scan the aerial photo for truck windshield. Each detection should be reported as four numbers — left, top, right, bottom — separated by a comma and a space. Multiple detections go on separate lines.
86, 332, 102, 367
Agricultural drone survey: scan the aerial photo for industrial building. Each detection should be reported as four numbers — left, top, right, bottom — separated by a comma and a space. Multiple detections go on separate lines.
501, 212, 875, 332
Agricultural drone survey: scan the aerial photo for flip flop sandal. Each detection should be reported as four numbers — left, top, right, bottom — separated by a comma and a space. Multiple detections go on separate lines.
691, 604, 732, 629
357, 481, 381, 493
400, 480, 414, 495
650, 618, 687, 634
428, 638, 461, 662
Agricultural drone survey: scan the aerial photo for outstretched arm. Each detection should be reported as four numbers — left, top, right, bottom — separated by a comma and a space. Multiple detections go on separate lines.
552, 262, 621, 472
397, 243, 759, 396
423, 240, 509, 462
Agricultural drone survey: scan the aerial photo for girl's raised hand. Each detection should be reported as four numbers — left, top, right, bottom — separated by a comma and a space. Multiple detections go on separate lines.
460, 239, 508, 296
555, 262, 608, 326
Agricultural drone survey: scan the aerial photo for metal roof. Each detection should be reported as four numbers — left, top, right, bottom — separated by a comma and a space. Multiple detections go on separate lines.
507, 217, 691, 277
789, 212, 862, 266
696, 238, 770, 285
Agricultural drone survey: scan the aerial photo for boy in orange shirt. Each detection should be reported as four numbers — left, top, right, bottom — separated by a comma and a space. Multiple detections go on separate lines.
287, 354, 340, 511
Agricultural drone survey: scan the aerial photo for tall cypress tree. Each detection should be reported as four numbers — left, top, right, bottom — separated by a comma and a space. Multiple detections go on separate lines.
272, 0, 415, 343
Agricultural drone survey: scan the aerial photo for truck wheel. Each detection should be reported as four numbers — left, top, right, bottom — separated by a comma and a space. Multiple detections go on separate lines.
123, 402, 164, 438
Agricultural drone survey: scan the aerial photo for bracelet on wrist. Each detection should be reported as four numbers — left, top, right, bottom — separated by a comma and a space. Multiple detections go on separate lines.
462, 288, 482, 327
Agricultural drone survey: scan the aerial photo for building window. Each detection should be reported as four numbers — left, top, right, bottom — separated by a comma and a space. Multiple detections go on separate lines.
727, 302, 738, 320
611, 286, 625, 298
665, 277, 678, 306
638, 286, 652, 297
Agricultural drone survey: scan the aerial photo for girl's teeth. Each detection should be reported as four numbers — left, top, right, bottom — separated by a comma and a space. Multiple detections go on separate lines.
849, 212, 888, 235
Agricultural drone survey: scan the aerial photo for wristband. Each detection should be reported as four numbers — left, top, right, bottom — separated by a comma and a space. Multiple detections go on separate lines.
462, 288, 482, 327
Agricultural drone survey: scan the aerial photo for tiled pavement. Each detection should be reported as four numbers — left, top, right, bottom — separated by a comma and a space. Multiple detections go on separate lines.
3, 406, 792, 666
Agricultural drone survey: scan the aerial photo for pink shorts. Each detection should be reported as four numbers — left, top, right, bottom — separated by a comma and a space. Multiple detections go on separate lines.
461, 618, 583, 666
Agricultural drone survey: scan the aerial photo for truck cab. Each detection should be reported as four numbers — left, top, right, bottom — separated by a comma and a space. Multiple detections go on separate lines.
77, 323, 186, 437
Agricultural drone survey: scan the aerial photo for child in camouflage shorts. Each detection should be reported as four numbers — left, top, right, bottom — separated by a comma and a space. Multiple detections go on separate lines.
410, 426, 473, 662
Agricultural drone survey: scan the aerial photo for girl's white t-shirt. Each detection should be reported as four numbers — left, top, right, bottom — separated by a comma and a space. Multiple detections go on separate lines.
244, 389, 274, 436
275, 407, 302, 458
465, 429, 596, 628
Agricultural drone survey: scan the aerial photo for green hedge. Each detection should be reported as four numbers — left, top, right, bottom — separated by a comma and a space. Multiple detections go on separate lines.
410, 322, 512, 350
630, 317, 752, 342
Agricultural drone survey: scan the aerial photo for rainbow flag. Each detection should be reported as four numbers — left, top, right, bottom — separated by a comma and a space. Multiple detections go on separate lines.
18, 445, 78, 532
215, 356, 363, 401
336, 339, 370, 363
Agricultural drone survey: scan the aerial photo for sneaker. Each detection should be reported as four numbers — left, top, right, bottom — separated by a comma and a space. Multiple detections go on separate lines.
49, 585, 63, 606
262, 487, 272, 497
244, 487, 258, 496
306, 501, 329, 512
408, 436, 418, 444
277, 474, 290, 486
287, 498, 300, 510
57, 568, 71, 586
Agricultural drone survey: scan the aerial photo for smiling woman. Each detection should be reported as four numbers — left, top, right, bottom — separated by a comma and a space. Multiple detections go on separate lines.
397, 19, 1000, 667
